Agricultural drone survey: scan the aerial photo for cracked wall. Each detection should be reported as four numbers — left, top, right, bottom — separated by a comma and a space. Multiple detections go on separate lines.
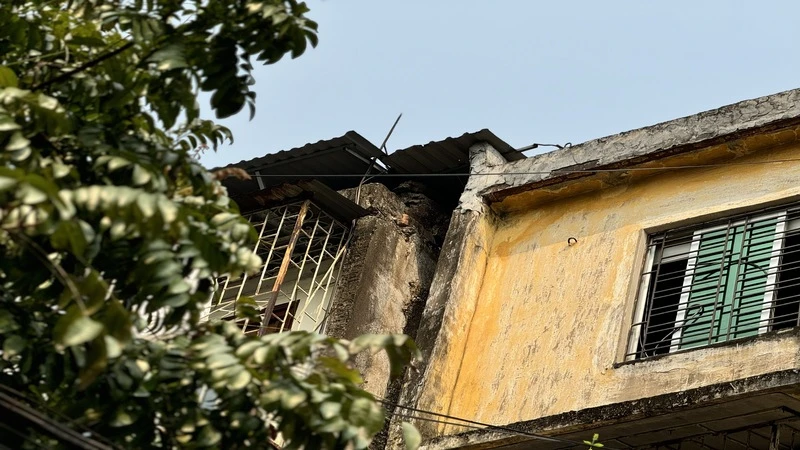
395, 88, 800, 448
326, 183, 447, 404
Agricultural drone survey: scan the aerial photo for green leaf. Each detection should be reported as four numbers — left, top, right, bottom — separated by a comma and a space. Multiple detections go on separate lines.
51, 221, 88, 256
349, 334, 420, 378
281, 387, 307, 409
234, 296, 260, 322
402, 422, 421, 450
196, 425, 222, 447
320, 401, 341, 420
110, 407, 135, 427
0, 176, 16, 192
131, 165, 152, 185
228, 367, 252, 390
37, 94, 59, 110
105, 335, 122, 359
102, 299, 132, 343
0, 310, 19, 333
67, 36, 107, 47
0, 117, 21, 132
347, 395, 384, 435
3, 335, 26, 359
148, 43, 188, 71
6, 131, 30, 151
55, 314, 105, 348
206, 353, 238, 370
78, 336, 108, 389
0, 66, 18, 88
17, 183, 47, 204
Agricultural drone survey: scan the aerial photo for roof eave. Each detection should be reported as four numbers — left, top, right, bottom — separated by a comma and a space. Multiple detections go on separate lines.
483, 87, 800, 205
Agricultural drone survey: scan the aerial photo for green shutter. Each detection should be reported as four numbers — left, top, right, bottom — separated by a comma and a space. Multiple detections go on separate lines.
679, 217, 777, 349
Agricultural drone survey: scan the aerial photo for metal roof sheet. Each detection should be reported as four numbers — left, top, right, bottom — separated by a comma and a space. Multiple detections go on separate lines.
226, 130, 383, 172
220, 128, 525, 212
382, 129, 526, 174
221, 131, 385, 195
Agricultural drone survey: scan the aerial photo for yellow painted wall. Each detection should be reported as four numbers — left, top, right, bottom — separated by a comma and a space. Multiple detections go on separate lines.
418, 140, 800, 436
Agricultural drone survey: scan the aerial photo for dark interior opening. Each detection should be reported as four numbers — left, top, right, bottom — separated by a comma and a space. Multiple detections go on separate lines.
640, 258, 688, 357
773, 231, 800, 331
238, 302, 299, 336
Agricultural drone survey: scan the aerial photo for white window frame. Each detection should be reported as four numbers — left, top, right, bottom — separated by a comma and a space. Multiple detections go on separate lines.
629, 210, 800, 360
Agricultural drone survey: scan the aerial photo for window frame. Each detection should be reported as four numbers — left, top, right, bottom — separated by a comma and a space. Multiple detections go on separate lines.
627, 205, 800, 361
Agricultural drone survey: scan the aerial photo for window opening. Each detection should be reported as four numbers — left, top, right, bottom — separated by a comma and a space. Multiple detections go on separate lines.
628, 203, 800, 360
204, 200, 350, 335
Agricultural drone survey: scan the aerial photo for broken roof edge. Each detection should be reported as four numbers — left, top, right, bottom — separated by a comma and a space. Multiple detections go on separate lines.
480, 87, 800, 204
383, 129, 525, 174
213, 130, 384, 172
390, 128, 524, 159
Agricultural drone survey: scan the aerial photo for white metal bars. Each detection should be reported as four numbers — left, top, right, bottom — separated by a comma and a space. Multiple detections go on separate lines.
205, 200, 350, 335
627, 201, 800, 361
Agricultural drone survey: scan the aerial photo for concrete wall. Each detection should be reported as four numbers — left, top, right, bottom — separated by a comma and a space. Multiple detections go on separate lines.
400, 129, 800, 445
326, 183, 447, 401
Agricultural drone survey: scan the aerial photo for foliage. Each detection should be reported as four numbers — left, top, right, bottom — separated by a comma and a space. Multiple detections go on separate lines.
0, 1, 419, 448
584, 433, 604, 449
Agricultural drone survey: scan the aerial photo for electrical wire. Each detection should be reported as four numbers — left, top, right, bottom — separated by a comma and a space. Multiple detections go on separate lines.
0, 421, 51, 450
0, 385, 119, 449
376, 397, 618, 449
243, 157, 800, 180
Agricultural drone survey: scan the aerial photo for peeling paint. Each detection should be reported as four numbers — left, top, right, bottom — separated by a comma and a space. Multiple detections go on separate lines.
399, 128, 800, 448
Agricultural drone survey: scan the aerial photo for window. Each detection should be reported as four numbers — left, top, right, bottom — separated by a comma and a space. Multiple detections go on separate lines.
204, 201, 350, 334
627, 203, 800, 361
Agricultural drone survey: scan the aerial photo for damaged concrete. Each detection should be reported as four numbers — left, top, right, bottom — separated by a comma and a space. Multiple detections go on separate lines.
326, 183, 447, 402
468, 88, 800, 206
390, 87, 800, 449
386, 210, 496, 448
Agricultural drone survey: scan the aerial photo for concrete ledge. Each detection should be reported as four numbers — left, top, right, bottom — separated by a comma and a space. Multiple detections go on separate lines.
483, 88, 800, 204
421, 369, 800, 449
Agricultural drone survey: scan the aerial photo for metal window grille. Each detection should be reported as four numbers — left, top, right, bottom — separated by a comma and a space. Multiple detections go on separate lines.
204, 200, 350, 335
626, 201, 800, 361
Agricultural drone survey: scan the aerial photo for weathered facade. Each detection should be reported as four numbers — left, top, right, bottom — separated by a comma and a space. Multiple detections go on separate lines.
221, 88, 800, 450
395, 88, 800, 449
215, 130, 525, 427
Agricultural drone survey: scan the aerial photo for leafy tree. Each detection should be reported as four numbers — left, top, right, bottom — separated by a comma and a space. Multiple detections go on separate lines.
0, 1, 419, 448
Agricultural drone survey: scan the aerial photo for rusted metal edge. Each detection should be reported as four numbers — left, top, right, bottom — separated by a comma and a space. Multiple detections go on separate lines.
258, 200, 311, 337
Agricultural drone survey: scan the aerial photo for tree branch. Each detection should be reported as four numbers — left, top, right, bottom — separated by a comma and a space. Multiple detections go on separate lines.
31, 41, 135, 91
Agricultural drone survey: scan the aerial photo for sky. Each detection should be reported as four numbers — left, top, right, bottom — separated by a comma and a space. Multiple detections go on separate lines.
199, 1, 800, 169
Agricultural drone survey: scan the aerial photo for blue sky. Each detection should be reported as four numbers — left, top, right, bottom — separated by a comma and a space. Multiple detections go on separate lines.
200, 1, 800, 168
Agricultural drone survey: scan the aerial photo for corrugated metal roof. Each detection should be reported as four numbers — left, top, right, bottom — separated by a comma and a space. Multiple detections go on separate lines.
225, 130, 383, 171
221, 128, 525, 213
382, 129, 526, 174
222, 131, 385, 196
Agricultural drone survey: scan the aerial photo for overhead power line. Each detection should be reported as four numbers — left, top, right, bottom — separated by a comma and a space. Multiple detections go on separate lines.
243, 157, 800, 180
376, 397, 619, 450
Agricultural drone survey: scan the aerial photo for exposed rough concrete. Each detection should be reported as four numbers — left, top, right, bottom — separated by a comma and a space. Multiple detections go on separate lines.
473, 88, 800, 204
457, 143, 508, 213
386, 209, 495, 449
393, 181, 451, 249
326, 182, 446, 404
